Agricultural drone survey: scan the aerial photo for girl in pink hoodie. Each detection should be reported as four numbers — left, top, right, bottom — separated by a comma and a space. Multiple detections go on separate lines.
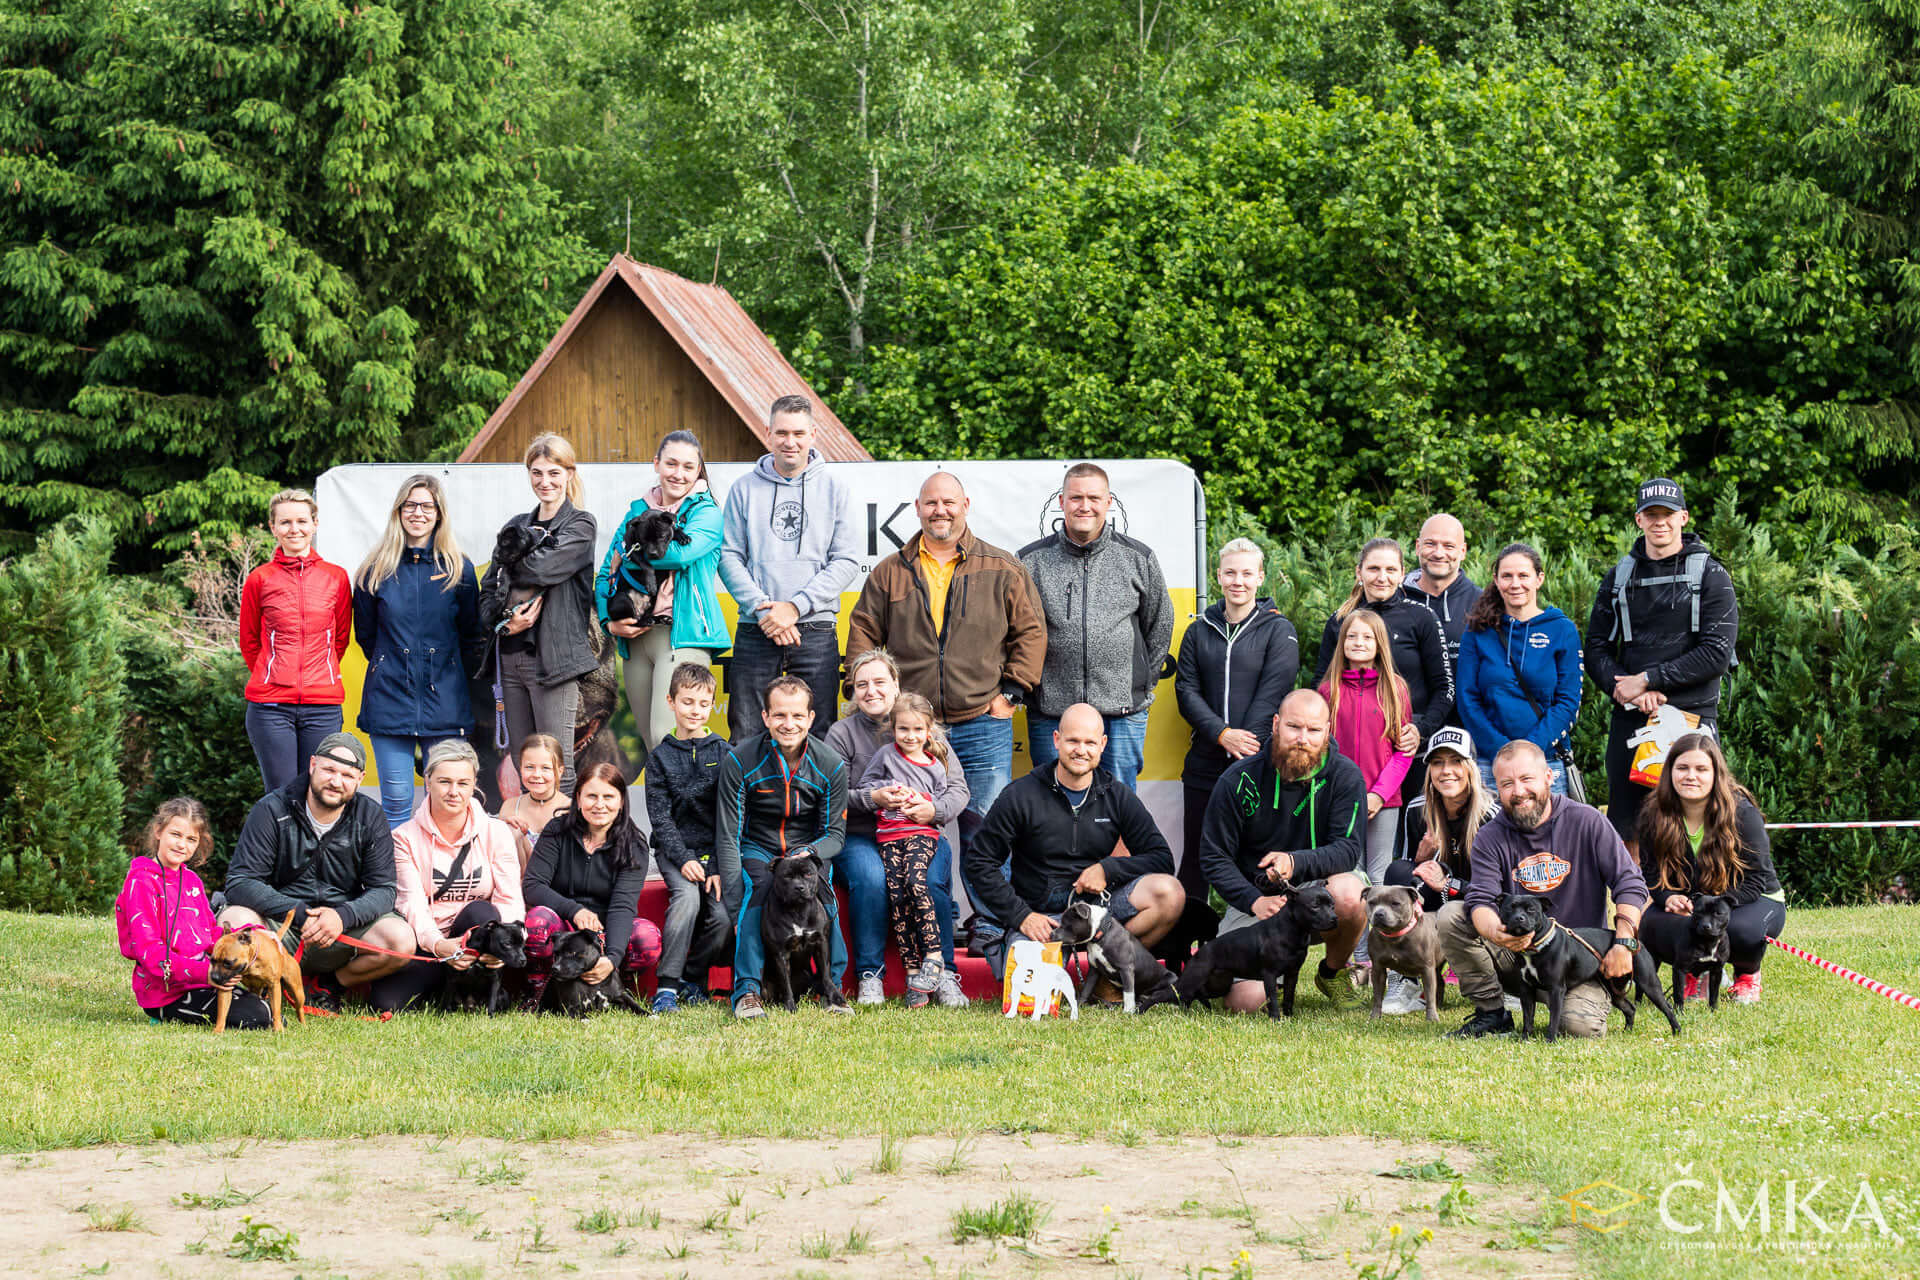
369, 740, 526, 1012
1318, 608, 1415, 896
115, 798, 274, 1028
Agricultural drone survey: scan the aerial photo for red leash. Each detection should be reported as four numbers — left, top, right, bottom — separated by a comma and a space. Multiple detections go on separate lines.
1766, 937, 1920, 1011
288, 929, 476, 1023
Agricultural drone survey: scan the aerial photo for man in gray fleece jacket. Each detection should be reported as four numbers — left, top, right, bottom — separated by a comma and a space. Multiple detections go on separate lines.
718, 395, 859, 739
1017, 462, 1174, 789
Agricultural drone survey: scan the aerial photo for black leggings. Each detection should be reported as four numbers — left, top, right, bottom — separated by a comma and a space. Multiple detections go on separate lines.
1180, 784, 1213, 904
367, 902, 503, 1013
149, 986, 274, 1030
1641, 898, 1786, 976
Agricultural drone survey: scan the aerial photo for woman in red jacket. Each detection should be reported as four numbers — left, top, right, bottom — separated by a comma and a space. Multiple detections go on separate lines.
240, 488, 353, 792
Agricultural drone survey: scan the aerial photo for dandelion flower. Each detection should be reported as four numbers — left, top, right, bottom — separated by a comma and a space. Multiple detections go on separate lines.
1419, 1228, 1434, 1242
1390, 1223, 1402, 1238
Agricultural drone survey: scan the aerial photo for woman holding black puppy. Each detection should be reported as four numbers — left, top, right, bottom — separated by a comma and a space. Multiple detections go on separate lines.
1636, 734, 1785, 1005
594, 430, 727, 760
480, 434, 598, 797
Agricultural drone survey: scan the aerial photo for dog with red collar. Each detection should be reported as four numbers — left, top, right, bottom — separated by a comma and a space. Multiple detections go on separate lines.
1363, 885, 1447, 1022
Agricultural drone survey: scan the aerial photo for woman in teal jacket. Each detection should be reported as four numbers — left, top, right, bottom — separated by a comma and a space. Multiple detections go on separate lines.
596, 431, 728, 757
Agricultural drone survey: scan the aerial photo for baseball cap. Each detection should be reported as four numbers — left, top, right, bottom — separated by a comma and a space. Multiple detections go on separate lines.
1424, 726, 1477, 762
1636, 477, 1686, 514
313, 732, 367, 770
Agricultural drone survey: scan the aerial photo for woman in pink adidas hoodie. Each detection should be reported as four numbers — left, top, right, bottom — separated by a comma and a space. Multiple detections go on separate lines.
1318, 609, 1415, 895
369, 739, 525, 1012
115, 798, 273, 1028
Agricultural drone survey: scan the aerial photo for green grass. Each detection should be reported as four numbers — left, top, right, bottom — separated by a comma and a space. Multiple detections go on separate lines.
7, 908, 1920, 1278
951, 1190, 1051, 1242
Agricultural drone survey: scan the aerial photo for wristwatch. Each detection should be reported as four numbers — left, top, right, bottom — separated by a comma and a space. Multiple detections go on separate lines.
1610, 936, 1641, 954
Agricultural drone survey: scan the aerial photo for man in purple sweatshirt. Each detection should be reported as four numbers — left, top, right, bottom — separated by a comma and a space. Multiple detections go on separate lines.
1438, 740, 1650, 1038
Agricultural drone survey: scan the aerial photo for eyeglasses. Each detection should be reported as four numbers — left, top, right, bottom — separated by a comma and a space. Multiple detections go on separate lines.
400, 502, 438, 516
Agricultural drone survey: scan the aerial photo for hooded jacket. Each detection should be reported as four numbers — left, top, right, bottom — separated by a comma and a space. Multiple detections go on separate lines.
1320, 668, 1415, 806
1312, 596, 1453, 740
645, 730, 732, 874
846, 530, 1047, 723
1174, 599, 1299, 791
1197, 747, 1367, 915
240, 549, 352, 705
717, 451, 859, 625
391, 796, 525, 951
116, 856, 218, 1009
961, 763, 1175, 927
1456, 609, 1584, 756
478, 500, 600, 687
1018, 523, 1175, 720
1401, 570, 1481, 672
594, 488, 729, 655
1584, 533, 1738, 718
353, 549, 486, 738
715, 733, 849, 916
524, 812, 649, 961
826, 711, 971, 842
1465, 797, 1650, 928
225, 776, 397, 931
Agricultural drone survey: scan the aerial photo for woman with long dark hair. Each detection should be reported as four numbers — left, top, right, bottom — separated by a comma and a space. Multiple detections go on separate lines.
1455, 542, 1583, 795
522, 762, 662, 1003
1636, 733, 1784, 1004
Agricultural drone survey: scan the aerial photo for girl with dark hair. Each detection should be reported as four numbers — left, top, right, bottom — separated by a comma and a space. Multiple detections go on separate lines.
1456, 542, 1584, 795
522, 763, 662, 1002
596, 430, 729, 759
1635, 733, 1785, 1004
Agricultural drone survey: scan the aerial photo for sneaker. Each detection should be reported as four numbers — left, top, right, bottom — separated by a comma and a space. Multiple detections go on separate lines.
650, 987, 680, 1015
1730, 973, 1762, 1005
1502, 993, 1523, 1013
304, 982, 343, 1015
1448, 1007, 1515, 1039
823, 992, 855, 1015
906, 958, 943, 1009
1347, 961, 1372, 992
1682, 973, 1702, 1003
1313, 965, 1363, 1012
1443, 965, 1459, 986
733, 991, 765, 1020
1379, 973, 1425, 1016
856, 971, 886, 1006
935, 971, 969, 1008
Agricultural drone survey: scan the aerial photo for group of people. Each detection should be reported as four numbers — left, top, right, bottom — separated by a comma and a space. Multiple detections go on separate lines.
114, 398, 1786, 1037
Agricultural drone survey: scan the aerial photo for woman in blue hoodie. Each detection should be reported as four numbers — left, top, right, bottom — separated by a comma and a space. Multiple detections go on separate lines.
595, 431, 729, 759
1455, 542, 1584, 795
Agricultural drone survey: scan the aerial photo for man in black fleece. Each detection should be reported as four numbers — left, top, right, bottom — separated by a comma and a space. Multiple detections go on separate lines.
1196, 690, 1369, 1012
962, 703, 1185, 977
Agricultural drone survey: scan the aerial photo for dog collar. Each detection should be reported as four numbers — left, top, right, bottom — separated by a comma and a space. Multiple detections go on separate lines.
1520, 920, 1558, 952
1376, 901, 1424, 939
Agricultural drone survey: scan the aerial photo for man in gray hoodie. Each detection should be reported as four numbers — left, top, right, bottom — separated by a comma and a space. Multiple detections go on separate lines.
1017, 462, 1174, 789
718, 395, 860, 739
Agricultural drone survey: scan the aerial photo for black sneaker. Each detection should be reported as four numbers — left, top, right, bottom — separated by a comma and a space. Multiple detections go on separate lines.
304, 982, 343, 1015
1449, 1007, 1514, 1039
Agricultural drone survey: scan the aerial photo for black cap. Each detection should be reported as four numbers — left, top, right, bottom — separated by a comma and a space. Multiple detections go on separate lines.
312, 732, 367, 770
1636, 477, 1686, 514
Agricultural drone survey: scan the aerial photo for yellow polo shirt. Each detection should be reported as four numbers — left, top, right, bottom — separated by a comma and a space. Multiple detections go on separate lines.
918, 545, 958, 634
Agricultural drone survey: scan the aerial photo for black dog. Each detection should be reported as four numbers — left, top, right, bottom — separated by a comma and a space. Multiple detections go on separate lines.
1171, 879, 1340, 1018
542, 930, 646, 1018
1051, 901, 1179, 1014
761, 853, 844, 1012
605, 509, 686, 626
440, 920, 529, 1016
1646, 893, 1733, 1010
1495, 893, 1681, 1041
491, 524, 548, 621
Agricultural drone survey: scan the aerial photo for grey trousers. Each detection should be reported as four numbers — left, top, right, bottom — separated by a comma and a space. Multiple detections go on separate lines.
1435, 900, 1608, 1037
658, 866, 733, 988
501, 646, 581, 796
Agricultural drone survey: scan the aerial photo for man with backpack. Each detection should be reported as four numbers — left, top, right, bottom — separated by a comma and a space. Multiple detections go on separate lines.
1585, 479, 1740, 853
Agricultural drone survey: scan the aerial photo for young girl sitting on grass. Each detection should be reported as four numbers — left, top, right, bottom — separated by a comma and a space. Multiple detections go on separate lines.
115, 797, 273, 1029
857, 693, 964, 1008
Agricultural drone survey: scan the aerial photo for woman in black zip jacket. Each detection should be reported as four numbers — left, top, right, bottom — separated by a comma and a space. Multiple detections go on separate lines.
1174, 538, 1298, 902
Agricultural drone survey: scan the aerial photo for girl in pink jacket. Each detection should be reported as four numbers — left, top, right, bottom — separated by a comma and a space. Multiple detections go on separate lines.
369, 740, 526, 1012
115, 798, 273, 1029
1318, 608, 1415, 890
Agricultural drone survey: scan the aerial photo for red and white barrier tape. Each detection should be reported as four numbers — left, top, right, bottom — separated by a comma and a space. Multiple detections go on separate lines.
1764, 820, 1920, 831
1766, 937, 1920, 1011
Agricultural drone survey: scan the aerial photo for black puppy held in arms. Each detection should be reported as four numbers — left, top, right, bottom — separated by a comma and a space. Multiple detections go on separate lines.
606, 509, 686, 626
542, 930, 646, 1018
761, 853, 844, 1013
1495, 892, 1680, 1042
1173, 879, 1340, 1019
440, 920, 530, 1016
1051, 901, 1178, 1014
491, 524, 548, 619
1647, 894, 1734, 1010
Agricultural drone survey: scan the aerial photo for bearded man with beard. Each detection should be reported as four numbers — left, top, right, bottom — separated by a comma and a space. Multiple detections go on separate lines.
1439, 739, 1651, 1038
1196, 689, 1370, 1013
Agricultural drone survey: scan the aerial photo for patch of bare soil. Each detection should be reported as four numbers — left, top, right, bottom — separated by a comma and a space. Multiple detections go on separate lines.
5, 1133, 1580, 1278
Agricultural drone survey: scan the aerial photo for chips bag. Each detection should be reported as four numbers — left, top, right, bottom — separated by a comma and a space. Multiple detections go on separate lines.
1627, 703, 1704, 788
1001, 937, 1077, 1019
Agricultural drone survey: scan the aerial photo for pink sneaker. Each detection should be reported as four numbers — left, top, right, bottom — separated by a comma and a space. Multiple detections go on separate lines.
1730, 973, 1762, 1005
1683, 973, 1701, 1003
1443, 965, 1459, 986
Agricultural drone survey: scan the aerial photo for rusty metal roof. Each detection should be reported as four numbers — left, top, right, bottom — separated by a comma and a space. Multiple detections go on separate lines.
459, 254, 871, 463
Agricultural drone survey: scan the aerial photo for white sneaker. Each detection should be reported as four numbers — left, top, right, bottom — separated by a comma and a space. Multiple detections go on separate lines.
1502, 993, 1523, 1013
1379, 973, 1425, 1016
856, 972, 885, 1005
934, 972, 968, 1008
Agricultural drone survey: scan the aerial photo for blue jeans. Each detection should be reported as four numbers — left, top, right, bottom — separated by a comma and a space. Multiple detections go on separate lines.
1027, 708, 1149, 789
840, 832, 956, 975
1479, 756, 1568, 798
369, 734, 456, 828
733, 845, 849, 1002
244, 702, 343, 794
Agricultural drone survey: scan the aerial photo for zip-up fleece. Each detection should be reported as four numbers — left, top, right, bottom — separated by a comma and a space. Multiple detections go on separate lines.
1584, 533, 1739, 717
477, 501, 600, 687
1401, 570, 1481, 670
524, 814, 649, 960
1174, 599, 1299, 790
1312, 596, 1453, 739
353, 548, 485, 738
645, 731, 732, 875
1197, 748, 1367, 914
594, 488, 729, 656
715, 733, 848, 917
116, 856, 218, 1009
240, 549, 352, 705
962, 763, 1175, 927
1456, 608, 1584, 756
846, 530, 1047, 723
826, 711, 971, 841
392, 797, 525, 951
1320, 668, 1415, 806
225, 776, 397, 932
1018, 523, 1175, 720
716, 451, 859, 623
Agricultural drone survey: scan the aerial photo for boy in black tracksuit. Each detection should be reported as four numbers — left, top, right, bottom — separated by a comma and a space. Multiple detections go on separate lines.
645, 670, 735, 1010
1584, 479, 1739, 844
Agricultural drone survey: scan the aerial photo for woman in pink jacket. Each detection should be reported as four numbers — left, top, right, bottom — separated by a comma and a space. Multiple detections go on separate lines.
369, 739, 526, 1012
1318, 608, 1415, 913
115, 798, 273, 1029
